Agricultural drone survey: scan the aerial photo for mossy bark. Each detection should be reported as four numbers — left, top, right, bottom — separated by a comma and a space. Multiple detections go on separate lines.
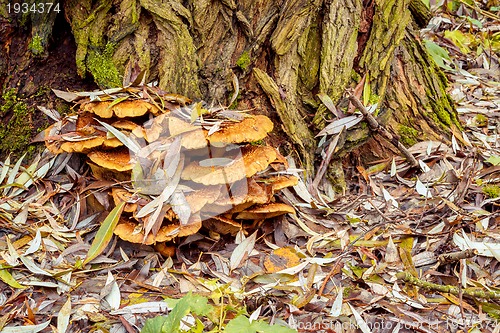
0, 0, 96, 159
0, 0, 459, 183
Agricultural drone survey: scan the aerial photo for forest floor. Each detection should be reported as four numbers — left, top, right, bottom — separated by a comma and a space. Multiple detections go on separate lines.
0, 2, 499, 333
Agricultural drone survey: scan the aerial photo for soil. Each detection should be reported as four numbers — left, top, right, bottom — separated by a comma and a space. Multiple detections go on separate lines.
0, 10, 97, 159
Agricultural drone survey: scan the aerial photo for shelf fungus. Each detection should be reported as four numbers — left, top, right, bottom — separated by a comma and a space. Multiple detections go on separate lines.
181, 145, 277, 185
80, 99, 163, 118
87, 147, 134, 172
45, 87, 298, 249
207, 115, 273, 144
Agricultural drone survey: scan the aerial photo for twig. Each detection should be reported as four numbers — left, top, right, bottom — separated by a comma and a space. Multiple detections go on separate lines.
367, 199, 391, 222
396, 272, 500, 300
318, 223, 382, 296
438, 249, 477, 264
346, 90, 419, 168
312, 128, 345, 194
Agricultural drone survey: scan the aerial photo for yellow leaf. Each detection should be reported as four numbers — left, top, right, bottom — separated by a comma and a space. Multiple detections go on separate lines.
83, 202, 125, 265
190, 102, 208, 123
0, 269, 25, 289
399, 237, 417, 276
264, 247, 301, 273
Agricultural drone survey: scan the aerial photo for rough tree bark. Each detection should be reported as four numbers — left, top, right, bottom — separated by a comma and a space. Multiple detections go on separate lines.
0, 0, 461, 190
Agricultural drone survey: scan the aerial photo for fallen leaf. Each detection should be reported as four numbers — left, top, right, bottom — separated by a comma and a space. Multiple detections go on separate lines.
230, 231, 257, 271
0, 320, 51, 333
20, 256, 52, 276
57, 296, 71, 333
83, 202, 125, 265
0, 269, 25, 289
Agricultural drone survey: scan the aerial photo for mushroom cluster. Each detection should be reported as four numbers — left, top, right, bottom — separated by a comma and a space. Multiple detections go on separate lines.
44, 87, 298, 245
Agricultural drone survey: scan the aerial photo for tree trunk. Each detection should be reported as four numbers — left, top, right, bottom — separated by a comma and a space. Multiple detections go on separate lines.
0, 0, 461, 188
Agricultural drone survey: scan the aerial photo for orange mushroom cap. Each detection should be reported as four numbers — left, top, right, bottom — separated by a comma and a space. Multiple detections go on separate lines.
81, 100, 163, 118
181, 145, 277, 185
236, 203, 295, 220
114, 214, 202, 245
88, 147, 133, 172
207, 115, 273, 144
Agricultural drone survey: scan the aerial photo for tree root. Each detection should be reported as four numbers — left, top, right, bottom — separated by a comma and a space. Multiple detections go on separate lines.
347, 91, 419, 168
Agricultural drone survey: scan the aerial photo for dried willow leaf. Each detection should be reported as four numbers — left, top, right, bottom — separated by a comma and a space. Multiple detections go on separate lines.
418, 159, 431, 173
348, 303, 372, 333
390, 157, 397, 177
0, 155, 10, 185
24, 229, 42, 256
96, 119, 140, 154
230, 231, 257, 271
52, 89, 80, 102
103, 272, 121, 310
4, 153, 25, 196
415, 178, 433, 198
330, 287, 343, 317
385, 236, 399, 263
106, 96, 129, 109
163, 137, 181, 178
316, 116, 362, 137
1, 320, 51, 333
228, 71, 239, 107
199, 158, 235, 167
12, 208, 28, 225
382, 188, 398, 208
37, 106, 61, 121
454, 231, 500, 260
207, 121, 222, 136
170, 191, 191, 225
57, 296, 71, 333
20, 256, 52, 276
110, 302, 172, 315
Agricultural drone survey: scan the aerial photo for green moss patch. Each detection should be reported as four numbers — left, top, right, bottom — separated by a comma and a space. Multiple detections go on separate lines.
236, 51, 251, 71
398, 125, 419, 146
86, 42, 122, 88
483, 185, 500, 199
0, 88, 35, 157
29, 33, 44, 56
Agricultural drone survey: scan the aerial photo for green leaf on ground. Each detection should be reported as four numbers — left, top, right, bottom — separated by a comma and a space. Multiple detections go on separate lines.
142, 294, 214, 333
424, 40, 453, 70
224, 315, 297, 333
83, 202, 125, 265
0, 269, 25, 289
486, 155, 500, 166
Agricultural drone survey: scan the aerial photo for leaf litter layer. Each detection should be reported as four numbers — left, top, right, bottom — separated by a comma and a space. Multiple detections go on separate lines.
1, 2, 500, 333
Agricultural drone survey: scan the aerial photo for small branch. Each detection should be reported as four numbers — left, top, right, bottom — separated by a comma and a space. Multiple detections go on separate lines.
396, 272, 500, 300
438, 249, 477, 264
312, 128, 345, 193
347, 91, 419, 168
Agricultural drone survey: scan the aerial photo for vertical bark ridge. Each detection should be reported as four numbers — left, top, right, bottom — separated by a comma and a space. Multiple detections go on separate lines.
253, 68, 316, 175
384, 25, 461, 147
358, 0, 412, 100
312, 0, 363, 128
140, 0, 200, 97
